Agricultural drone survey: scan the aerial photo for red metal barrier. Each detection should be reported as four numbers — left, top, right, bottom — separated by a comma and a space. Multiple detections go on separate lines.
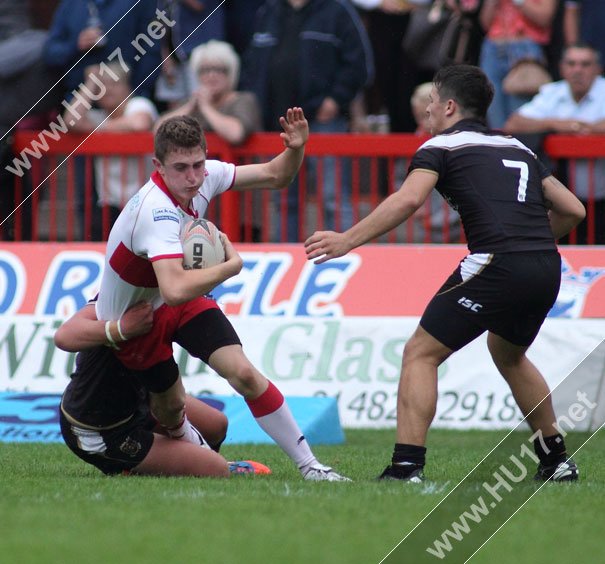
4, 131, 602, 244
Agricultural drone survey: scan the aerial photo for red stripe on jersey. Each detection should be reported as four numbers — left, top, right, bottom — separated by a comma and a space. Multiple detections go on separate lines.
150, 253, 183, 262
109, 242, 158, 288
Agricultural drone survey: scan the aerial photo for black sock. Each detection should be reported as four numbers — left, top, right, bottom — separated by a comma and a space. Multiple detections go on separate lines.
534, 433, 566, 465
392, 443, 426, 467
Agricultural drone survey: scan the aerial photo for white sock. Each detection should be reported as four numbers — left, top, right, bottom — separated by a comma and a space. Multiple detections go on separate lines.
254, 403, 317, 472
246, 381, 317, 472
166, 415, 209, 448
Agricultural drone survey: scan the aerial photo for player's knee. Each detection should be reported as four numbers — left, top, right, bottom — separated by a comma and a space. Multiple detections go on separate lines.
402, 335, 435, 365
487, 339, 525, 370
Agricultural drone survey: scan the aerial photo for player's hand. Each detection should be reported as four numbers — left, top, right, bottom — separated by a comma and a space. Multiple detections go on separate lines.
119, 301, 154, 339
220, 233, 243, 275
279, 107, 309, 149
304, 230, 351, 264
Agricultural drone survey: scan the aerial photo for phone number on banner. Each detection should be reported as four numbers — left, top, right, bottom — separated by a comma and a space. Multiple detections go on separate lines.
313, 389, 525, 429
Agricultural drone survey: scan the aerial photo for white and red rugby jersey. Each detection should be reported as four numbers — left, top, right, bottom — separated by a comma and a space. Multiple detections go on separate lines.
95, 160, 235, 321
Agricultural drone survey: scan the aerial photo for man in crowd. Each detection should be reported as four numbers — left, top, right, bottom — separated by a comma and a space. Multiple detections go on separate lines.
505, 44, 605, 244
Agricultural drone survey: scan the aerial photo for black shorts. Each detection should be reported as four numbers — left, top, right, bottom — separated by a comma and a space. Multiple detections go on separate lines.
420, 251, 561, 351
60, 404, 156, 475
174, 307, 242, 363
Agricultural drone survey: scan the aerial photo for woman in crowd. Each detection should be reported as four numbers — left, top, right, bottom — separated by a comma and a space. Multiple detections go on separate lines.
479, 0, 557, 128
155, 39, 261, 145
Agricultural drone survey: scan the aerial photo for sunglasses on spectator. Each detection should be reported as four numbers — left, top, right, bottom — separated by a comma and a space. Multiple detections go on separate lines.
198, 66, 229, 75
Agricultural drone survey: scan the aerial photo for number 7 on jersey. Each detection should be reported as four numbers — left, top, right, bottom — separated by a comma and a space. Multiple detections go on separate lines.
502, 159, 529, 202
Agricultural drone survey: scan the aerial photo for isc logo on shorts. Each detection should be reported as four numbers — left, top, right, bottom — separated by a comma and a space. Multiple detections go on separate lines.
458, 297, 483, 312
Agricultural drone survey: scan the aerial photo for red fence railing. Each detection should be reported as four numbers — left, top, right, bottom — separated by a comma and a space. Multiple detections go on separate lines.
3, 131, 603, 244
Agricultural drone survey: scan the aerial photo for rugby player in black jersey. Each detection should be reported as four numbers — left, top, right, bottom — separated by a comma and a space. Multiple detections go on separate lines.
305, 64, 586, 482
55, 302, 268, 477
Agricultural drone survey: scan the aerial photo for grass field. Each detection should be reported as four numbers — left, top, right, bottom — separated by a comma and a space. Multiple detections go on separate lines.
1, 428, 603, 564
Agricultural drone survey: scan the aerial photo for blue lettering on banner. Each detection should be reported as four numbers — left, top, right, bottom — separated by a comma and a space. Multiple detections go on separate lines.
152, 208, 179, 223
0, 393, 61, 424
0, 258, 18, 313
41, 260, 101, 315
0, 393, 62, 442
295, 261, 356, 317
212, 254, 359, 317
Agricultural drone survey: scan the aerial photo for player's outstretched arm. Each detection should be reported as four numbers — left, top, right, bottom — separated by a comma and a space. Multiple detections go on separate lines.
153, 234, 243, 306
542, 175, 586, 239
232, 107, 309, 192
305, 169, 436, 264
54, 301, 154, 352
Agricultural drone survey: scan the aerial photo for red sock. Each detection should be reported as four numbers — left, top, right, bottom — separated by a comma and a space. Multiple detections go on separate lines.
245, 381, 284, 417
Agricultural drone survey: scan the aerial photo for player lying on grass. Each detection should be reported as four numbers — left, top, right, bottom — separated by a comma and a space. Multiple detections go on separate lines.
55, 299, 269, 477
92, 107, 349, 481
305, 64, 586, 483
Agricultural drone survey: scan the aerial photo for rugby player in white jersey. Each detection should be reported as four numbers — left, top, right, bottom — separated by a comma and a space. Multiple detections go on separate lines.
93, 108, 349, 481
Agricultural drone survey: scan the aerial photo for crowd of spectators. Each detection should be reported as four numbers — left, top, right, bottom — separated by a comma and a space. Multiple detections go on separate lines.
1, 0, 604, 243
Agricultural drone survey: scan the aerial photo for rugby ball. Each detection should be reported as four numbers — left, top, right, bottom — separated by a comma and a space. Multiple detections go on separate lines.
180, 219, 225, 269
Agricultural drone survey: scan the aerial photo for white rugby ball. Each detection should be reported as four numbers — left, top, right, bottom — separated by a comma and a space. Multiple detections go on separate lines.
181, 219, 225, 269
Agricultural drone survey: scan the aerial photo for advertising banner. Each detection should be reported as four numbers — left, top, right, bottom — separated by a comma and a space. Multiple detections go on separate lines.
0, 243, 603, 429
0, 314, 603, 429
1, 243, 604, 318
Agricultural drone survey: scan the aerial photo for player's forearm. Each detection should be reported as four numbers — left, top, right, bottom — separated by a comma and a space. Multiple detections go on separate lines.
54, 318, 125, 352
345, 191, 418, 249
549, 208, 585, 239
265, 146, 305, 189
55, 320, 106, 351
160, 258, 242, 305
543, 175, 586, 238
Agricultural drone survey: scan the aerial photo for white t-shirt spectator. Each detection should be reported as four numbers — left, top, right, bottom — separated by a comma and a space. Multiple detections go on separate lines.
517, 76, 605, 199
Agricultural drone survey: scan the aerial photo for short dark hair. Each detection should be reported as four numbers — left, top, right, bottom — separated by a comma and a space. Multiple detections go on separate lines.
432, 64, 494, 121
154, 116, 207, 162
562, 43, 601, 66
